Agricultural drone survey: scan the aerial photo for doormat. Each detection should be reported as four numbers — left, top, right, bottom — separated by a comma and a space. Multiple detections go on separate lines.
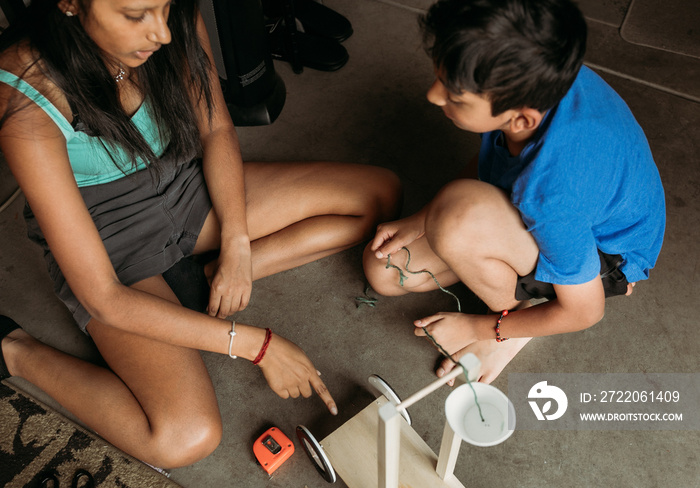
620, 0, 700, 59
0, 381, 181, 487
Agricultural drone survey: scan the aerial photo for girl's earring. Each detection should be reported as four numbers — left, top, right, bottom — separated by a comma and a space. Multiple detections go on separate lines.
65, 11, 74, 16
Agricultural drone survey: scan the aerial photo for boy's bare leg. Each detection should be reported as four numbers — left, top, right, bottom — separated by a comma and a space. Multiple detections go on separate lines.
363, 234, 462, 295
1, 276, 222, 468
364, 178, 539, 382
195, 161, 401, 280
424, 179, 540, 382
425, 179, 539, 307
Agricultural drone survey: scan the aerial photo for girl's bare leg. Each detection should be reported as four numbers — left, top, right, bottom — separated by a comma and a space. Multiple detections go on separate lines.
195, 162, 402, 279
2, 276, 222, 468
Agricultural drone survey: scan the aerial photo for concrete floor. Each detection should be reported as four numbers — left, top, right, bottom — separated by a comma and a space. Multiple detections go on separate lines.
1, 0, 698, 487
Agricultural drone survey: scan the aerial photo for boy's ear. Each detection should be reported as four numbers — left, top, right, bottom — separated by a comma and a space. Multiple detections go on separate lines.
508, 108, 544, 134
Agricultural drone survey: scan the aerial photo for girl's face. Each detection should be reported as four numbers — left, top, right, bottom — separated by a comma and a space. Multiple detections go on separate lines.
65, 0, 173, 70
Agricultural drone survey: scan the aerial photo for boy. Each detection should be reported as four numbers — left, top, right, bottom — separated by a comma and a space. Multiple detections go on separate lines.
363, 0, 665, 383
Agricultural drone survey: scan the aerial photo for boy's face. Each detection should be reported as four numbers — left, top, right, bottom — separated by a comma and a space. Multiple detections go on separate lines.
427, 77, 512, 133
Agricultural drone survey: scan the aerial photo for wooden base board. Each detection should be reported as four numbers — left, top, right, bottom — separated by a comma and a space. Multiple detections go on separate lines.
321, 397, 465, 488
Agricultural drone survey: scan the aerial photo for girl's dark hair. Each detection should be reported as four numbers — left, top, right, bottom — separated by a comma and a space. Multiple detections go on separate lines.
0, 0, 213, 180
421, 0, 587, 115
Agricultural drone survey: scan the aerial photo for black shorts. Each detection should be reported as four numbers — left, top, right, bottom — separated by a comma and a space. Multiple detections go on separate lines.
515, 250, 629, 301
24, 159, 212, 332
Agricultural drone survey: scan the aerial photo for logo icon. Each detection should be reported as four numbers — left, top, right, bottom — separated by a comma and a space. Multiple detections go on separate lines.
528, 381, 568, 420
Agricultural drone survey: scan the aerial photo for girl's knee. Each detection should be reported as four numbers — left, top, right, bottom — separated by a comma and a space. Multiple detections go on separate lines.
359, 166, 402, 225
351, 168, 402, 243
375, 168, 403, 219
150, 414, 223, 468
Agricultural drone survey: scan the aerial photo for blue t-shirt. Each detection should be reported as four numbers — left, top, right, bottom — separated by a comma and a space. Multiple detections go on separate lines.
478, 66, 665, 284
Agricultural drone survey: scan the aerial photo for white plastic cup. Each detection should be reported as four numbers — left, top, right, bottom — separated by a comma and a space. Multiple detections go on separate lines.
445, 383, 516, 447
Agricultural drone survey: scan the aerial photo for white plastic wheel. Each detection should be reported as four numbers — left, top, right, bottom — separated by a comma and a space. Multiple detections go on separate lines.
295, 425, 337, 483
368, 374, 412, 426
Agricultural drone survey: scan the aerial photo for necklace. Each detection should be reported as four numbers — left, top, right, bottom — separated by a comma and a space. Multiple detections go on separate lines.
114, 67, 126, 83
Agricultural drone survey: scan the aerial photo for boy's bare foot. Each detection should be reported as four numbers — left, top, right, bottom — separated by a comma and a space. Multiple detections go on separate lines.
437, 336, 532, 384
431, 299, 533, 384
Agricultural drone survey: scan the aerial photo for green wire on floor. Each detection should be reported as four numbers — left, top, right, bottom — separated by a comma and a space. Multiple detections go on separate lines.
355, 284, 378, 308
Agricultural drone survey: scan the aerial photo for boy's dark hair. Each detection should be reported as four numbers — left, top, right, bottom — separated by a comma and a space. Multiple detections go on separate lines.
0, 0, 213, 181
421, 0, 587, 115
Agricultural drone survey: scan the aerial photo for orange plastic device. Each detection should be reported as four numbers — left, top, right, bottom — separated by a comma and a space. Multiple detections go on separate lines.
253, 427, 295, 474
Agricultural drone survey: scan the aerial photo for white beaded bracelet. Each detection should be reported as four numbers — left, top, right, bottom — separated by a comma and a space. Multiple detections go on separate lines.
228, 320, 237, 359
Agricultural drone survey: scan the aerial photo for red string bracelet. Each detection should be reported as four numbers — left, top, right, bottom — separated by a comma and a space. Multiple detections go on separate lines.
495, 310, 509, 342
253, 328, 272, 365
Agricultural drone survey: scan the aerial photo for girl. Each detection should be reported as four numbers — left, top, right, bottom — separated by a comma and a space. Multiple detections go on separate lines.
0, 0, 400, 468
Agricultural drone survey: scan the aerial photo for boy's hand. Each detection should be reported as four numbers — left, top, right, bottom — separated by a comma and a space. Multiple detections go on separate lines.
257, 332, 338, 416
415, 312, 524, 385
371, 212, 427, 259
414, 312, 478, 355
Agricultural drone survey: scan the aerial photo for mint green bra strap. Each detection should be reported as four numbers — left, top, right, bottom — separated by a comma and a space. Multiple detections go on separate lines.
0, 69, 74, 137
